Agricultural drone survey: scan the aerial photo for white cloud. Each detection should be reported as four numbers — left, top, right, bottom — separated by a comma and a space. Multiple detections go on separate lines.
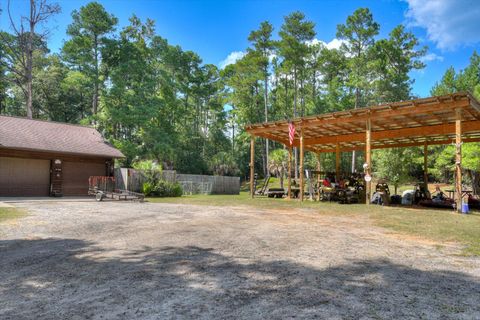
325, 38, 346, 50
221, 38, 344, 69
405, 0, 480, 50
306, 38, 346, 50
419, 52, 444, 63
306, 38, 321, 46
219, 51, 245, 69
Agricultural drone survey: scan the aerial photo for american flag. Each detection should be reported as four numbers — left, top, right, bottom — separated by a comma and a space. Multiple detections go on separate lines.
288, 122, 295, 146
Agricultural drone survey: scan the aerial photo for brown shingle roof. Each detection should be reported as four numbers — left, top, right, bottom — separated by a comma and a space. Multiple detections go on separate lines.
0, 116, 124, 158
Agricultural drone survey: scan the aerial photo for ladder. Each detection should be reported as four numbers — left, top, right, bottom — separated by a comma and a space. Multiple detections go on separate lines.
257, 175, 271, 195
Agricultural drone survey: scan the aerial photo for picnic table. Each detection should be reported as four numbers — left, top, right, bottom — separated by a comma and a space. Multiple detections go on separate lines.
445, 189, 473, 200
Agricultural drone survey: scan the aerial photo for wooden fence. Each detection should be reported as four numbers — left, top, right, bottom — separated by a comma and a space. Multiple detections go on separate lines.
114, 168, 240, 195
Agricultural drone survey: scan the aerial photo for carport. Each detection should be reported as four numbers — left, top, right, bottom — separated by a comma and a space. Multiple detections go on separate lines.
245, 92, 480, 212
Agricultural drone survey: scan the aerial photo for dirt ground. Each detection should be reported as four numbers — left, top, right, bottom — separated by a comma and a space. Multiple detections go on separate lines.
0, 200, 479, 320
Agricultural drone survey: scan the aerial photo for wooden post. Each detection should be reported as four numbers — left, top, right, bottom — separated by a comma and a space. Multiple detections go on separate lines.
287, 147, 292, 199
299, 128, 304, 201
335, 144, 340, 182
365, 118, 372, 205
423, 142, 428, 190
316, 153, 322, 201
316, 153, 322, 184
250, 135, 255, 198
455, 109, 462, 212
125, 168, 129, 192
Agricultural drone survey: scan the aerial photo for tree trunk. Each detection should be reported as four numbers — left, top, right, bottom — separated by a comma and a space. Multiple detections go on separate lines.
231, 109, 235, 156
92, 35, 99, 116
254, 82, 266, 176
232, 122, 235, 154
293, 67, 298, 179
26, 72, 33, 118
26, 0, 34, 119
312, 70, 316, 111
351, 86, 360, 173
300, 70, 305, 117
195, 99, 200, 133
468, 170, 480, 195
261, 140, 266, 177
293, 68, 297, 117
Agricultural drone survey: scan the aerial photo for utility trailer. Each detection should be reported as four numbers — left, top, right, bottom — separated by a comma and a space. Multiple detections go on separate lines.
88, 176, 144, 202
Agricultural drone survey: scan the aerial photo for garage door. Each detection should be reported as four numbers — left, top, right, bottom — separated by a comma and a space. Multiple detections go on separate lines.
63, 161, 106, 196
0, 157, 50, 196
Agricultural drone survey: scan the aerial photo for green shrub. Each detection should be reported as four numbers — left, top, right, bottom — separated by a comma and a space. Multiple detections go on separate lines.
142, 182, 155, 196
149, 180, 183, 197
170, 183, 183, 197
141, 180, 182, 197
133, 160, 162, 186
133, 158, 182, 197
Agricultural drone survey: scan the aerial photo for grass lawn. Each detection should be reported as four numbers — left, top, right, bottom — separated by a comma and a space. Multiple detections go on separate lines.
0, 207, 26, 223
372, 207, 480, 256
149, 192, 480, 256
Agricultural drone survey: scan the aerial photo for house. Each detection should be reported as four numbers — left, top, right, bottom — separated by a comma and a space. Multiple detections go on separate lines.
0, 115, 124, 197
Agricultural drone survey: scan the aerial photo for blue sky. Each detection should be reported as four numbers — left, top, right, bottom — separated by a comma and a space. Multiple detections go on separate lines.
2, 0, 480, 97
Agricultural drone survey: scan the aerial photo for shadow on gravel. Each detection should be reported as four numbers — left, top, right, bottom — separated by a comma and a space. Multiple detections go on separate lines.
0, 239, 479, 319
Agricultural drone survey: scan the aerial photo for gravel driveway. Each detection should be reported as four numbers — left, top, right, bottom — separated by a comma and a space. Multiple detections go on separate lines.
0, 200, 479, 319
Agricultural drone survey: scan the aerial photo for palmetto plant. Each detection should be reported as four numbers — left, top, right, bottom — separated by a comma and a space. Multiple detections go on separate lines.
209, 152, 240, 176
268, 149, 288, 189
